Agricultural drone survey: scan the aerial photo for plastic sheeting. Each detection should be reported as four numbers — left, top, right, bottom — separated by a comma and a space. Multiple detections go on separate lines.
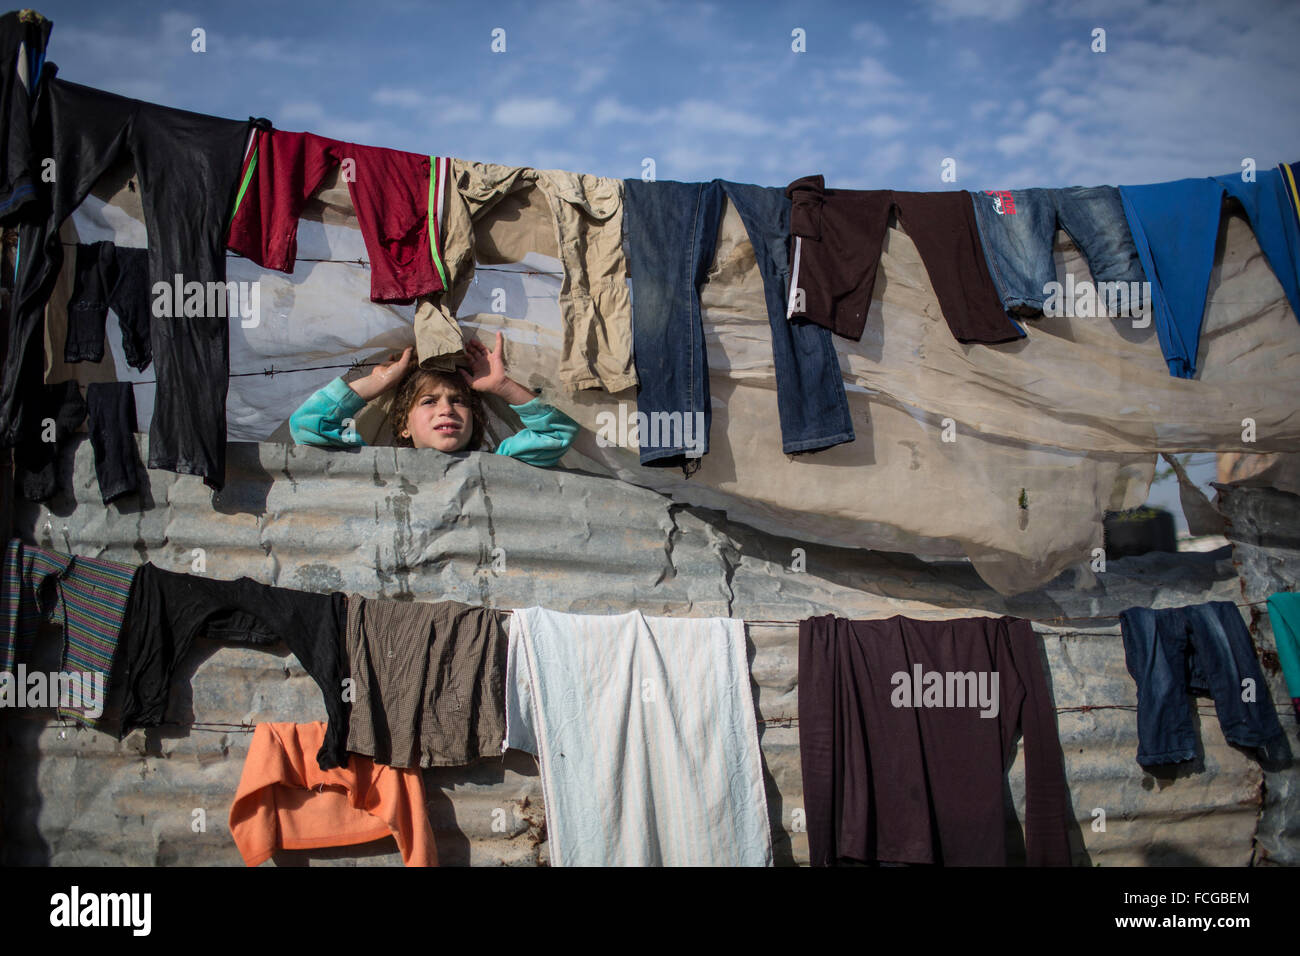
46, 168, 1300, 594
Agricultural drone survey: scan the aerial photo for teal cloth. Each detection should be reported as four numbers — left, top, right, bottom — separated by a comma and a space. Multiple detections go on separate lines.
288, 377, 577, 468
1266, 592, 1300, 699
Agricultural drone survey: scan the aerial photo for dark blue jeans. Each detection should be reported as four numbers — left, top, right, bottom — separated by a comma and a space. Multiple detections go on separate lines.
1120, 602, 1287, 766
623, 178, 854, 469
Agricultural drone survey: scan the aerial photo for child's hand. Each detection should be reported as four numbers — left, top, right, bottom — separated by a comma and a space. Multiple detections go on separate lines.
350, 346, 413, 401
460, 332, 536, 406
460, 333, 508, 393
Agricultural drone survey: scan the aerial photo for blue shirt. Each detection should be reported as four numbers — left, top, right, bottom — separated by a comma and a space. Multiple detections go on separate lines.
288, 377, 578, 468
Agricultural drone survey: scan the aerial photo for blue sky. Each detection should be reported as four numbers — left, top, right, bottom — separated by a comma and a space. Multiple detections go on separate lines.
33, 0, 1300, 191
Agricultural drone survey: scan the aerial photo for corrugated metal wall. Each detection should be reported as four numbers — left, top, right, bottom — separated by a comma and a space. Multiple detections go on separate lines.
1217, 483, 1300, 865
1, 436, 1296, 865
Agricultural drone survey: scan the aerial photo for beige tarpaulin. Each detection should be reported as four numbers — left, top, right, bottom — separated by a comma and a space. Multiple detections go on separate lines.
49, 167, 1300, 594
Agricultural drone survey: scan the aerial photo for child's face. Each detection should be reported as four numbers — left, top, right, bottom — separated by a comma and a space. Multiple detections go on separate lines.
400, 382, 473, 452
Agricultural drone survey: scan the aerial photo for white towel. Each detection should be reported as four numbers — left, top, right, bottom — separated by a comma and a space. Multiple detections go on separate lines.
505, 607, 773, 866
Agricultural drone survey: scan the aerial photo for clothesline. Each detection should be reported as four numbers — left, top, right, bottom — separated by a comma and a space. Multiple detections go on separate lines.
60, 242, 566, 277
491, 598, 1271, 628
56, 238, 1289, 303
120, 356, 518, 385
44, 695, 1297, 736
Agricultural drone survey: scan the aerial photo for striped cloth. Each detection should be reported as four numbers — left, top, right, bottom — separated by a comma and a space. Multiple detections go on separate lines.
504, 606, 773, 866
0, 539, 138, 726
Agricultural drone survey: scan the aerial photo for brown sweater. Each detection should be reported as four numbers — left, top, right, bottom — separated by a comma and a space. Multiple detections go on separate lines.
798, 614, 1072, 866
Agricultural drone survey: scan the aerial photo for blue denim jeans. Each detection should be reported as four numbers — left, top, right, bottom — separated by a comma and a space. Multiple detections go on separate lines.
1119, 602, 1288, 766
623, 178, 854, 468
969, 186, 1147, 316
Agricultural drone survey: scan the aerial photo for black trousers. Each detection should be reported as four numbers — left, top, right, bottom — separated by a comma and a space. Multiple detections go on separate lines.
0, 72, 250, 489
14, 379, 85, 501
117, 565, 351, 771
65, 241, 152, 370
86, 381, 142, 504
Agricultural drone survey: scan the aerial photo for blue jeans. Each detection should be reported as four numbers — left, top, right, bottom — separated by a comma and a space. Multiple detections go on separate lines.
969, 186, 1147, 316
1119, 602, 1288, 766
623, 179, 854, 468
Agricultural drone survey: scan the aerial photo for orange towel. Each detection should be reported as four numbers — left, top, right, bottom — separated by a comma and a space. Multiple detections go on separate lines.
229, 722, 436, 866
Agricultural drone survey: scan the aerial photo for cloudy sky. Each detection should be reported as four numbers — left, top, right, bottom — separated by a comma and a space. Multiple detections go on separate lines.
33, 0, 1300, 191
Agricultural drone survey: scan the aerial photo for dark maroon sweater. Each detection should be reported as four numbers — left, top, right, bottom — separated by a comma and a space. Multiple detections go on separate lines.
798, 614, 1073, 866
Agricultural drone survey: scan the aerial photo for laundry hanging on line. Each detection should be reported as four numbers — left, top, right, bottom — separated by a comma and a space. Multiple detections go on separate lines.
504, 605, 774, 866
228, 721, 435, 867
0, 72, 251, 491
1119, 601, 1288, 766
227, 127, 452, 305
1119, 169, 1300, 378
4, 15, 1300, 598
798, 613, 1073, 866
3, 540, 1295, 866
623, 177, 855, 467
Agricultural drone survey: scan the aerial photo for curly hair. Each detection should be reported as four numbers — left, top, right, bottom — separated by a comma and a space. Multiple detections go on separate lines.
388, 367, 490, 451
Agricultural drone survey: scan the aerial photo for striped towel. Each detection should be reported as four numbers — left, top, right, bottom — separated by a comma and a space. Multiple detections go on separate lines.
1, 539, 137, 726
505, 606, 772, 866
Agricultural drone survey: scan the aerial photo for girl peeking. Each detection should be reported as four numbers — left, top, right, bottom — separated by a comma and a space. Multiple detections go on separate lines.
289, 333, 577, 467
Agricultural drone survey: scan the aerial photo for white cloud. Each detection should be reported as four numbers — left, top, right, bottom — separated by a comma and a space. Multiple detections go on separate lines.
592, 97, 771, 136
677, 100, 772, 136
661, 144, 743, 178
757, 143, 826, 180
373, 87, 428, 109
849, 21, 891, 50
573, 64, 611, 94
993, 110, 1061, 156
280, 100, 326, 123
372, 89, 482, 124
492, 98, 574, 128
927, 0, 1031, 22
863, 141, 908, 176
834, 56, 905, 89
593, 97, 671, 125
859, 114, 909, 138
234, 36, 318, 66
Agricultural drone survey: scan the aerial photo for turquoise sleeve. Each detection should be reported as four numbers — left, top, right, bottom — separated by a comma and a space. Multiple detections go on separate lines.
1267, 593, 1300, 699
288, 377, 369, 447
495, 397, 579, 468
